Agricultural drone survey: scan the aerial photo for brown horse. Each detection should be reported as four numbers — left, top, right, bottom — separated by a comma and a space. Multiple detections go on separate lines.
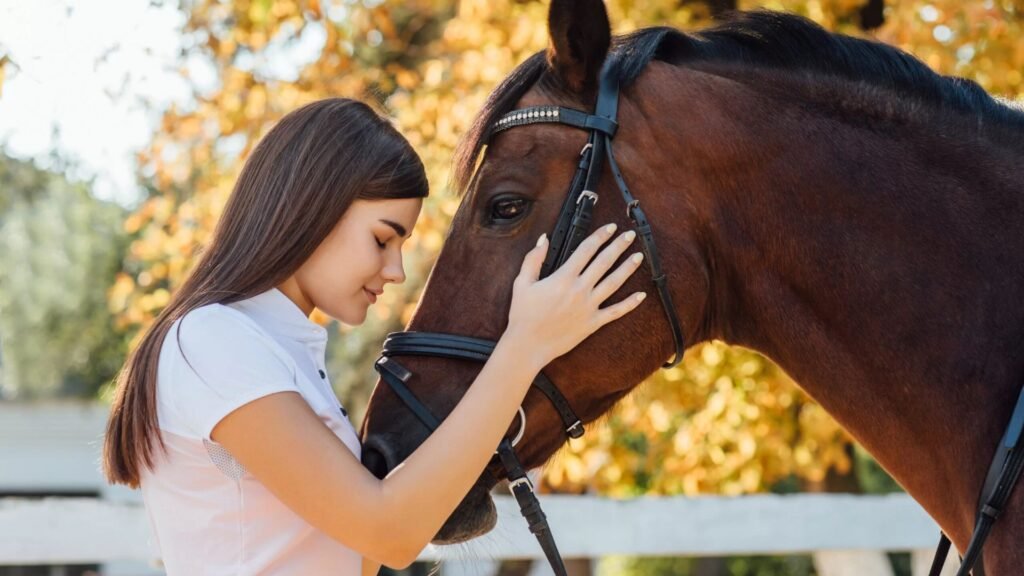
360, 1, 1024, 570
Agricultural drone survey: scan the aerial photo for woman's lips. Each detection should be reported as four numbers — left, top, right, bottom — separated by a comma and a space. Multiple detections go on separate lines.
363, 288, 377, 304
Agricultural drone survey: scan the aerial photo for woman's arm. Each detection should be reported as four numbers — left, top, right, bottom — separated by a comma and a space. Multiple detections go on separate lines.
211, 225, 645, 568
212, 332, 546, 566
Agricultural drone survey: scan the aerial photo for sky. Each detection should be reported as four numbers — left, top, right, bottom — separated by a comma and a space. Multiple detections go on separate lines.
0, 0, 193, 209
0, 1, 332, 209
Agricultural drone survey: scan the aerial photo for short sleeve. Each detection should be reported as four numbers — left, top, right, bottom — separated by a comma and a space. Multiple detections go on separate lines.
161, 306, 299, 441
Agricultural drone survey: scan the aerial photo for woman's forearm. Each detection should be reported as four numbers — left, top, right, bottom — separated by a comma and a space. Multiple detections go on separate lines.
374, 331, 542, 565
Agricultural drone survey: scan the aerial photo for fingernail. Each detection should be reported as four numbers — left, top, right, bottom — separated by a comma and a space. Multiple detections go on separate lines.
605, 223, 617, 235
631, 253, 644, 264
537, 233, 547, 247
623, 231, 636, 242
635, 292, 647, 302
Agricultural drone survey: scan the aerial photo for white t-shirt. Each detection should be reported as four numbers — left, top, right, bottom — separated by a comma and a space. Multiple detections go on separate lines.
140, 288, 363, 575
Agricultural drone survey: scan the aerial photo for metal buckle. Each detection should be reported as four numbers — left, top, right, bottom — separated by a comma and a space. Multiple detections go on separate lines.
495, 407, 527, 455
375, 357, 412, 382
578, 142, 593, 157
508, 476, 534, 495
565, 420, 584, 439
627, 199, 640, 218
576, 190, 598, 206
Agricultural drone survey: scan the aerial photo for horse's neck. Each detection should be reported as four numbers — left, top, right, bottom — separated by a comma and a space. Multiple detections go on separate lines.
646, 65, 1024, 550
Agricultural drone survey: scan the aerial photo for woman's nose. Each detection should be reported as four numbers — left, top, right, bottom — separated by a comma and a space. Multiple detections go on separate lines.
382, 255, 406, 284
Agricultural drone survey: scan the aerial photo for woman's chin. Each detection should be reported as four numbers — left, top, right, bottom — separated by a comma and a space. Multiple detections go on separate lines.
330, 303, 366, 326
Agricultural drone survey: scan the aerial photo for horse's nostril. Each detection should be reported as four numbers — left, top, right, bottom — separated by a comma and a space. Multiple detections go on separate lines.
360, 437, 394, 480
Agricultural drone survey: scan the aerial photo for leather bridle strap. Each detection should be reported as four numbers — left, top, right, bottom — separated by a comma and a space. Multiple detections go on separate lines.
379, 332, 584, 438
489, 68, 685, 368
928, 380, 1024, 576
492, 105, 617, 138
541, 133, 600, 278
375, 356, 441, 432
495, 438, 567, 575
606, 131, 686, 369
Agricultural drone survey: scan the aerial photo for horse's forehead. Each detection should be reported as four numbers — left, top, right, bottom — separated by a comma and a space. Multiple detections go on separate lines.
485, 100, 583, 162
517, 88, 555, 109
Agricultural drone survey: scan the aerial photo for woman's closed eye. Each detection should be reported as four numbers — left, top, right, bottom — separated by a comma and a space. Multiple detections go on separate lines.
374, 236, 387, 249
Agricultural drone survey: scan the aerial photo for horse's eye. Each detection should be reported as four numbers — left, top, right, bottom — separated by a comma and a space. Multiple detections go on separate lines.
491, 197, 529, 221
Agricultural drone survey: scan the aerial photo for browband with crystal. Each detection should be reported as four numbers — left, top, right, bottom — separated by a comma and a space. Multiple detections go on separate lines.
491, 105, 618, 137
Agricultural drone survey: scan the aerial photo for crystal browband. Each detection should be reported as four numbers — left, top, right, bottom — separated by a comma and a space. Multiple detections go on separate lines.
491, 105, 618, 137
492, 106, 563, 133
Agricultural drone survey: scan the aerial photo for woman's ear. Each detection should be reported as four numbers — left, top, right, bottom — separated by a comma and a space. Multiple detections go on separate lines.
546, 0, 612, 93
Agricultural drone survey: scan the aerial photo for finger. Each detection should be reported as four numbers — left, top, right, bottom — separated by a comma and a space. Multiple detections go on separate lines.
561, 223, 619, 277
593, 251, 645, 302
596, 292, 647, 326
517, 233, 548, 284
581, 230, 637, 287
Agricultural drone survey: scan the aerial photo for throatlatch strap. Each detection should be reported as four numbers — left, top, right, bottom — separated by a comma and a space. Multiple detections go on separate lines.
605, 139, 686, 368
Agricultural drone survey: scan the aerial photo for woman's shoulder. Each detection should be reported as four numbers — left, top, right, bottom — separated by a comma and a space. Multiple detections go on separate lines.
170, 304, 289, 360
157, 303, 300, 441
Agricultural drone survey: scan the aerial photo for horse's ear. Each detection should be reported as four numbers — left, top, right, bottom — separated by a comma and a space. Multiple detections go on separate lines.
547, 0, 611, 93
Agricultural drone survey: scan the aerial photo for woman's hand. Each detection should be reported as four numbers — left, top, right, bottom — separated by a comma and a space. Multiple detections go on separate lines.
504, 222, 646, 370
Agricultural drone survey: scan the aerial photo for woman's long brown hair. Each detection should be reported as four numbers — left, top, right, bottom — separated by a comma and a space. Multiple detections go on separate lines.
103, 98, 429, 487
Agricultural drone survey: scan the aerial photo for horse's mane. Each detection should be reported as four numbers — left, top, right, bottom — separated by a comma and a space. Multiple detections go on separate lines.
453, 10, 1024, 193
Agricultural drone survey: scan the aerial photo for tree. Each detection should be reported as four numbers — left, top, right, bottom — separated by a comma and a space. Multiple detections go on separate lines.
0, 153, 129, 400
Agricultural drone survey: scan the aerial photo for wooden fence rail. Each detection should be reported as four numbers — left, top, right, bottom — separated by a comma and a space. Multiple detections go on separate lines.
0, 494, 958, 574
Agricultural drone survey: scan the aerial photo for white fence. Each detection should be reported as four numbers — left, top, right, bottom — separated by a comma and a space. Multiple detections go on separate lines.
1, 494, 959, 572
0, 403, 960, 574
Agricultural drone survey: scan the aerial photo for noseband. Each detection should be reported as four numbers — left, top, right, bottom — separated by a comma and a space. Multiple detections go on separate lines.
373, 61, 686, 574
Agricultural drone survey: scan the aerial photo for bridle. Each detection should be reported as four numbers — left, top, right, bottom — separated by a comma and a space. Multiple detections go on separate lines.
373, 60, 686, 575
374, 54, 1024, 576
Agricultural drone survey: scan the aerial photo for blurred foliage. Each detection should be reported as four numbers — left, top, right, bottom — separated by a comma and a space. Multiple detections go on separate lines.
110, 0, 1021, 504
544, 342, 851, 496
0, 153, 130, 400
853, 443, 904, 494
595, 551, 913, 576
598, 554, 818, 576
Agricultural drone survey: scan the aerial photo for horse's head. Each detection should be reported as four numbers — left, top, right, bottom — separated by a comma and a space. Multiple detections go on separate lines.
360, 0, 713, 543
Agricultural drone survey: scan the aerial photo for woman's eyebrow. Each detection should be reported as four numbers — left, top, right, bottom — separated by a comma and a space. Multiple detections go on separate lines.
379, 219, 409, 237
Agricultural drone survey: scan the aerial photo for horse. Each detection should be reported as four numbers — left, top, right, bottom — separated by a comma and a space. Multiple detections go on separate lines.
360, 1, 1024, 571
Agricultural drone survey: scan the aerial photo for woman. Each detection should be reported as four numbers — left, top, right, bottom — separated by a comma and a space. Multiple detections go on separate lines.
102, 98, 646, 575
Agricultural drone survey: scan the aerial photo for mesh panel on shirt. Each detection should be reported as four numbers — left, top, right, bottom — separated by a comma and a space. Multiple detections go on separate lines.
203, 438, 247, 481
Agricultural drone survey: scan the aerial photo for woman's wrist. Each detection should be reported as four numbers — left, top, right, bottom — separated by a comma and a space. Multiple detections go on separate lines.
496, 326, 550, 378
